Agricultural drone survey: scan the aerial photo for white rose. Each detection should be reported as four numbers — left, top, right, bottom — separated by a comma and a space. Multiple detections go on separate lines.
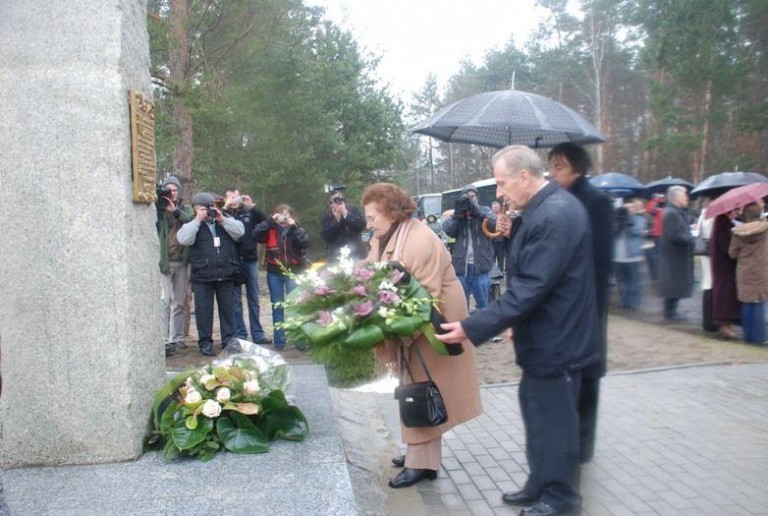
243, 380, 260, 396
201, 399, 222, 418
199, 374, 215, 386
184, 389, 202, 404
216, 387, 231, 403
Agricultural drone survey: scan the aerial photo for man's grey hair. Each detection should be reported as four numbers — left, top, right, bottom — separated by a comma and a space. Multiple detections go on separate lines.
492, 145, 544, 178
666, 185, 687, 202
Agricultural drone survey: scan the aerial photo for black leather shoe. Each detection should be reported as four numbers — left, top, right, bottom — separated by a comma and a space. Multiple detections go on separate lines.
253, 336, 272, 344
199, 346, 215, 357
391, 455, 405, 467
502, 489, 540, 506
387, 467, 437, 488
519, 501, 581, 515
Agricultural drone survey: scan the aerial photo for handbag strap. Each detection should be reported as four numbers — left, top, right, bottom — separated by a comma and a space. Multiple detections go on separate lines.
396, 335, 435, 385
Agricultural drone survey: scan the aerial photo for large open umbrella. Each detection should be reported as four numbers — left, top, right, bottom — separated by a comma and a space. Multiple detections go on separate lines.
412, 89, 606, 148
590, 172, 646, 197
705, 183, 768, 219
644, 176, 694, 194
690, 171, 768, 198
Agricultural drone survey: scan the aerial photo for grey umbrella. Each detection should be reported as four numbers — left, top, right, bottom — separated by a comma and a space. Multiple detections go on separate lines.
690, 171, 768, 198
589, 172, 646, 197
412, 89, 606, 148
644, 176, 694, 194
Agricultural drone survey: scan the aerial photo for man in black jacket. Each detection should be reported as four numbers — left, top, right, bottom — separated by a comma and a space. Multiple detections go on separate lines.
437, 146, 599, 516
442, 185, 497, 310
223, 189, 271, 344
177, 192, 245, 356
320, 186, 367, 260
548, 142, 614, 465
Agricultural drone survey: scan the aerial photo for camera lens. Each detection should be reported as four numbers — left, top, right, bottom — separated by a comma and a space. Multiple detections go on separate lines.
332, 197, 344, 205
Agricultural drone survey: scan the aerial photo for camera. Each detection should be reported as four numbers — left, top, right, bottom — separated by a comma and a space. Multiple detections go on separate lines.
158, 186, 173, 198
331, 197, 345, 205
454, 194, 472, 213
206, 204, 217, 220
275, 213, 289, 224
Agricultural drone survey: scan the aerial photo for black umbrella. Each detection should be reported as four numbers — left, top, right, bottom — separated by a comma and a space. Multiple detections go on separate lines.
690, 171, 768, 198
589, 172, 646, 196
644, 176, 694, 194
412, 89, 606, 148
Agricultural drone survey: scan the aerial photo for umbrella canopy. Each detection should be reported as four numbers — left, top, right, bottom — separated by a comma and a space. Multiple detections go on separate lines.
690, 171, 768, 198
644, 176, 694, 194
590, 172, 646, 196
412, 89, 606, 148
705, 183, 768, 219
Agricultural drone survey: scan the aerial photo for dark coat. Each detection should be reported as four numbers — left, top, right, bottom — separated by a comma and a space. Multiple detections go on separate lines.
658, 204, 695, 299
187, 223, 240, 283
253, 220, 310, 275
462, 182, 600, 377
226, 206, 267, 261
568, 176, 614, 378
319, 204, 367, 260
710, 214, 741, 322
442, 204, 497, 275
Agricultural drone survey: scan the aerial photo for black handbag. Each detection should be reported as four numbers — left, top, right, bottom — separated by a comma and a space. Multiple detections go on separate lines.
393, 342, 448, 428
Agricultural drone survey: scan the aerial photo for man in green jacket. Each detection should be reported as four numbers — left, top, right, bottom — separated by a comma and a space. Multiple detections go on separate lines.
156, 176, 194, 355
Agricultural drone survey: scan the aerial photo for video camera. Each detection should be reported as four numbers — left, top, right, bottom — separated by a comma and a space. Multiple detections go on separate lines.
323, 183, 346, 195
454, 194, 473, 213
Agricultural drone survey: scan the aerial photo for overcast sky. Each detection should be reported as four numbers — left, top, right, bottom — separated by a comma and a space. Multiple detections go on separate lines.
305, 0, 549, 101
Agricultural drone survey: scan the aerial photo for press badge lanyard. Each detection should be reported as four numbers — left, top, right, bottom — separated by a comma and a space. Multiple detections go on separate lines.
206, 221, 221, 253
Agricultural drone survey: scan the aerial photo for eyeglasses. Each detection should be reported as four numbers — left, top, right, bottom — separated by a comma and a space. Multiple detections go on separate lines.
330, 197, 345, 205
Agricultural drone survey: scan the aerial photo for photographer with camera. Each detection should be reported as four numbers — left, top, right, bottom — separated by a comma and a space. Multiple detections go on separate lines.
442, 185, 498, 310
155, 176, 194, 356
223, 188, 271, 345
177, 192, 245, 356
253, 204, 310, 350
320, 185, 366, 261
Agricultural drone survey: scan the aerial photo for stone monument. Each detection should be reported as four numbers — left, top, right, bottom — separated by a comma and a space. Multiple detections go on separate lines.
0, 0, 164, 466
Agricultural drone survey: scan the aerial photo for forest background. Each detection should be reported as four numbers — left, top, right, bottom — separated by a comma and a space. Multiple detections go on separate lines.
149, 0, 767, 258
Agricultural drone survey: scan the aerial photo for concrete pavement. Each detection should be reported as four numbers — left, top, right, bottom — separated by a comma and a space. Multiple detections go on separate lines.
373, 362, 768, 515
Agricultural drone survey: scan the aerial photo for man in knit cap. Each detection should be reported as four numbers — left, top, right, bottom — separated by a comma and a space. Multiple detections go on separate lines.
155, 176, 194, 356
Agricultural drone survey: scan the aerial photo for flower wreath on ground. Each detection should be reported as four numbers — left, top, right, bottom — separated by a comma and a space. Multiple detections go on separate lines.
279, 247, 450, 365
145, 343, 309, 461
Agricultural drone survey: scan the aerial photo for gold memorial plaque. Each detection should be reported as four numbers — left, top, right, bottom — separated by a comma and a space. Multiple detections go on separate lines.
129, 90, 157, 203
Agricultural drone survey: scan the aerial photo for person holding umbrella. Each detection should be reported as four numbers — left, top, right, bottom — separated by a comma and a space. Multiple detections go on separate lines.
547, 142, 614, 465
729, 201, 768, 345
437, 146, 598, 516
658, 186, 696, 321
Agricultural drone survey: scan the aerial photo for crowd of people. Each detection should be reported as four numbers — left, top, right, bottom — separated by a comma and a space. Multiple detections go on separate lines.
154, 183, 365, 357
154, 144, 766, 516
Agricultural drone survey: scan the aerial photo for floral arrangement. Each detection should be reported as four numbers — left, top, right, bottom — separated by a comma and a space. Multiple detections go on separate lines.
280, 247, 448, 361
145, 359, 309, 461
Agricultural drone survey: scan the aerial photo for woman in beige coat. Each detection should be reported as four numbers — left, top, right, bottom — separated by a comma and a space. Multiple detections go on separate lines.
362, 183, 483, 488
729, 201, 768, 344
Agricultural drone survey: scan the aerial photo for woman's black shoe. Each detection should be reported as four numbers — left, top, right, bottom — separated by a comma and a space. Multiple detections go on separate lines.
391, 455, 405, 467
387, 467, 437, 488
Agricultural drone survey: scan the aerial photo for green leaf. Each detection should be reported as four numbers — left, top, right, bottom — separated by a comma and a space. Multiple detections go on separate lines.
301, 321, 346, 345
151, 369, 196, 430
420, 323, 448, 356
258, 391, 310, 440
185, 415, 198, 430
386, 316, 423, 337
216, 413, 271, 454
343, 324, 385, 348
171, 416, 213, 450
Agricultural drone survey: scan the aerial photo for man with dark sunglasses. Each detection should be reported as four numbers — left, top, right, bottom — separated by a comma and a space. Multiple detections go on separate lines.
320, 185, 366, 260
